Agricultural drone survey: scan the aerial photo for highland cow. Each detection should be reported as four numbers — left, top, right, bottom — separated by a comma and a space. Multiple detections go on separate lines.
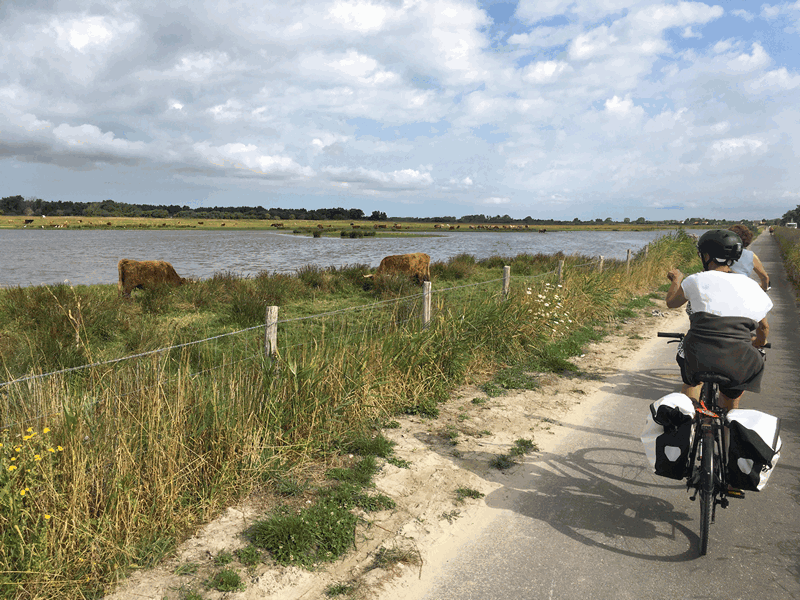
118, 259, 185, 298
365, 253, 431, 283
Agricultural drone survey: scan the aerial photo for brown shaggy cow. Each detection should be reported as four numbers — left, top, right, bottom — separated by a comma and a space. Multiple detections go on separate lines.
118, 259, 186, 298
366, 253, 431, 283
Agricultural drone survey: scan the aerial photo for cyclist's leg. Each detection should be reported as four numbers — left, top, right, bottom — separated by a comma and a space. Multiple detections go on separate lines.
719, 388, 743, 410
682, 383, 702, 402
677, 355, 702, 402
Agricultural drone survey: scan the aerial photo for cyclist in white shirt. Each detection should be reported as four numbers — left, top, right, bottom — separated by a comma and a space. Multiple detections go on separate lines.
665, 230, 772, 410
728, 224, 770, 291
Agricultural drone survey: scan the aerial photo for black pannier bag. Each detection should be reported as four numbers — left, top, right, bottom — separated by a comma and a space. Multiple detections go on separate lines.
641, 393, 696, 480
726, 409, 781, 491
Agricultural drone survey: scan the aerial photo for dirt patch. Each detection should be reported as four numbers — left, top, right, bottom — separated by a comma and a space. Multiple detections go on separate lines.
104, 302, 687, 600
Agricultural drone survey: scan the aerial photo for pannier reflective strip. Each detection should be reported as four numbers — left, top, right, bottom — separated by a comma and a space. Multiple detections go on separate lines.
726, 409, 782, 491
641, 393, 696, 480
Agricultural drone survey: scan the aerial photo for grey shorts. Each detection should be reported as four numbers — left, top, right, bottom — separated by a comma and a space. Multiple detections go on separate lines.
676, 354, 745, 400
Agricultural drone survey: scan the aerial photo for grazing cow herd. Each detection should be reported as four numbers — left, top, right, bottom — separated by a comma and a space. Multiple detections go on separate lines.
117, 252, 432, 298
114, 219, 556, 299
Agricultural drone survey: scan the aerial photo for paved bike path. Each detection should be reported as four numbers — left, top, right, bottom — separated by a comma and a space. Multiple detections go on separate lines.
384, 233, 800, 600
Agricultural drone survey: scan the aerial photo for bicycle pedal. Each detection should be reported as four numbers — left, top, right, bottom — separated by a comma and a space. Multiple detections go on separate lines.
726, 488, 746, 499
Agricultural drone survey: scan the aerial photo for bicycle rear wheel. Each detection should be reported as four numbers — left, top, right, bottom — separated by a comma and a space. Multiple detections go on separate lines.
698, 429, 714, 556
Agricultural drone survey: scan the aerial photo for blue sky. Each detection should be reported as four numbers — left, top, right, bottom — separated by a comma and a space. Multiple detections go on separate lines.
1, 0, 799, 220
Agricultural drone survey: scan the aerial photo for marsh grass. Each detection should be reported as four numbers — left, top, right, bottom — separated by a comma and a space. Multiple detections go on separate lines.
0, 231, 699, 598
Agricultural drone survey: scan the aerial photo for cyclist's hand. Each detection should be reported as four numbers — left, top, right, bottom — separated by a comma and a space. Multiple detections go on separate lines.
667, 268, 683, 283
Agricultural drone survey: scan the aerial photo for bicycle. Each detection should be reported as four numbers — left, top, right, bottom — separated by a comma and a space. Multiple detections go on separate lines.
656, 332, 770, 556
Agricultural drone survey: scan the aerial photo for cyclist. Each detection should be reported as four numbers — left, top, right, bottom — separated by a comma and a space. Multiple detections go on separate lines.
665, 229, 772, 410
728, 224, 770, 291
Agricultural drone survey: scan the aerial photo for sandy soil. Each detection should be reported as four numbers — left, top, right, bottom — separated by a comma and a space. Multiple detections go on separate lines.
104, 301, 687, 600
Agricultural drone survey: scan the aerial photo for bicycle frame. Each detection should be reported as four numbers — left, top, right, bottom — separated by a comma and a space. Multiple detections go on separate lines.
686, 378, 733, 555
657, 332, 735, 555
687, 380, 730, 499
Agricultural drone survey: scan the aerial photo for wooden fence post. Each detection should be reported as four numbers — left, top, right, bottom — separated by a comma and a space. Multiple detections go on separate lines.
626, 249, 632, 274
598, 256, 604, 272
644, 244, 649, 259
422, 281, 431, 328
557, 259, 564, 285
502, 266, 511, 299
265, 306, 278, 359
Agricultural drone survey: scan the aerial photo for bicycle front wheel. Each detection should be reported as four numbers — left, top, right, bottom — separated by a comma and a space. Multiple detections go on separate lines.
698, 430, 714, 556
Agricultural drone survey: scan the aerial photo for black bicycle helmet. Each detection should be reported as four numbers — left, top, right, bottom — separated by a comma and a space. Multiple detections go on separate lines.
697, 229, 743, 268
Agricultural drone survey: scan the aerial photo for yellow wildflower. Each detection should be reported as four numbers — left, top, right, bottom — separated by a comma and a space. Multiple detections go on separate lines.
15, 447, 21, 452
47, 447, 55, 453
44, 515, 51, 520
7, 465, 17, 471
19, 488, 28, 496
43, 428, 50, 433
34, 454, 42, 461
26, 427, 32, 433
57, 446, 64, 452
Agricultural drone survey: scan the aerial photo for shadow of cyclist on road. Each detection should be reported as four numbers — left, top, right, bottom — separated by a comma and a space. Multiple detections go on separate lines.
481, 446, 700, 562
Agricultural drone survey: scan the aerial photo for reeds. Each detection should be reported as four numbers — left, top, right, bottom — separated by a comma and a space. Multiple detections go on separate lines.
0, 231, 698, 598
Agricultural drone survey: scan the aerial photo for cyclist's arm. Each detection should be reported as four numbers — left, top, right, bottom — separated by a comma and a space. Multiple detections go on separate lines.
752, 253, 770, 290
665, 269, 688, 308
754, 317, 769, 347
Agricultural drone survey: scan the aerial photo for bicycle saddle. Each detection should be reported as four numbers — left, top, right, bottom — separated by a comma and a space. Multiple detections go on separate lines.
694, 371, 733, 386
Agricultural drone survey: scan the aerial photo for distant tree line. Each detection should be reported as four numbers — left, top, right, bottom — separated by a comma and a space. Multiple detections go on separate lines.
781, 205, 800, 224
0, 196, 382, 222
0, 194, 779, 227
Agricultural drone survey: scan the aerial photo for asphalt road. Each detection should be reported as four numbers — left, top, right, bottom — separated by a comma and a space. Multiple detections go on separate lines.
394, 233, 800, 600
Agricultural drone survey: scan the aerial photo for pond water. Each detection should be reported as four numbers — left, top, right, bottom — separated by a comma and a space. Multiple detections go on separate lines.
0, 228, 688, 288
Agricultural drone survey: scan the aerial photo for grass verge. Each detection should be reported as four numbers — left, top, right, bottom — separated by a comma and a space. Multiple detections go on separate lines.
774, 227, 800, 294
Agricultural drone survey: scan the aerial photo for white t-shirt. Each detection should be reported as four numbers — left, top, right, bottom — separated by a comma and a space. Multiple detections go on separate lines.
730, 248, 755, 277
681, 270, 772, 323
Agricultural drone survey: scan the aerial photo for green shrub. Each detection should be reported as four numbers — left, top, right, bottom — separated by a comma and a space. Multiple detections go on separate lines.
247, 498, 358, 567
205, 568, 244, 592
431, 254, 477, 280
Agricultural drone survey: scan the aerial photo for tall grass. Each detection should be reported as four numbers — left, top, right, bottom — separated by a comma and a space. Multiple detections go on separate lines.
774, 227, 800, 292
0, 231, 698, 598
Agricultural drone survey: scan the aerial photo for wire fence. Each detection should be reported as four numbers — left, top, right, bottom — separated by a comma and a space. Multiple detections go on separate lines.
0, 254, 616, 432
